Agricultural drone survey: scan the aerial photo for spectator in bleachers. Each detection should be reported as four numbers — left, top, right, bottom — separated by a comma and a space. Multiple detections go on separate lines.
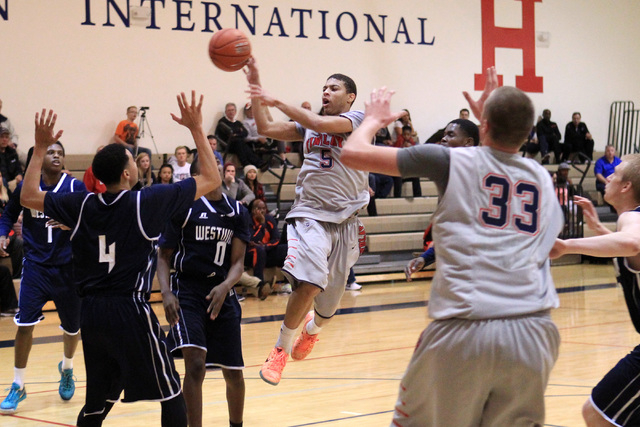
393, 126, 422, 198
245, 199, 286, 289
521, 125, 540, 161
134, 152, 155, 190
536, 109, 561, 164
207, 134, 224, 165
594, 144, 621, 197
112, 105, 152, 158
0, 125, 22, 193
171, 146, 191, 182
221, 163, 255, 206
0, 262, 17, 316
243, 164, 265, 203
393, 109, 419, 143
0, 100, 26, 168
154, 163, 174, 185
459, 108, 470, 120
83, 146, 106, 194
244, 103, 293, 169
564, 112, 594, 163
216, 102, 267, 171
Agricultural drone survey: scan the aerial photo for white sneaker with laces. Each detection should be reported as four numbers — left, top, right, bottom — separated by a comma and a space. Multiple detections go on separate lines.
345, 282, 362, 291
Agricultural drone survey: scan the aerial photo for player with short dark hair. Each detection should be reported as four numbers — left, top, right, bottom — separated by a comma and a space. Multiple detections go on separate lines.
20, 91, 221, 427
158, 156, 250, 427
246, 57, 368, 386
0, 141, 84, 414
341, 68, 563, 426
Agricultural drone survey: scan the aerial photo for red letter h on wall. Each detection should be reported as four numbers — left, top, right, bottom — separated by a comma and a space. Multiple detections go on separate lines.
475, 0, 543, 93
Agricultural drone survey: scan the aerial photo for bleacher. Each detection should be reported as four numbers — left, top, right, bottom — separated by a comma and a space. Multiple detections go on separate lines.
59, 149, 615, 286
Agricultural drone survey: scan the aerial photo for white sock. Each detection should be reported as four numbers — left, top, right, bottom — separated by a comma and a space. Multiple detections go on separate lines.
306, 316, 322, 336
13, 367, 26, 389
61, 355, 73, 371
275, 323, 298, 355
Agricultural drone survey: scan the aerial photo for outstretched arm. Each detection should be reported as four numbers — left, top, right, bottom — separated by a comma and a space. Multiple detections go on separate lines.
462, 67, 499, 122
550, 211, 640, 259
341, 87, 406, 176
171, 91, 221, 199
21, 110, 63, 211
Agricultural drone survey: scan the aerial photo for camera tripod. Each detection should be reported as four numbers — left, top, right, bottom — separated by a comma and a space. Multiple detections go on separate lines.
136, 108, 159, 155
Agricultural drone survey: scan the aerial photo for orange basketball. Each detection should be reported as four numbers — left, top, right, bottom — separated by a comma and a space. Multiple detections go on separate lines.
208, 28, 251, 72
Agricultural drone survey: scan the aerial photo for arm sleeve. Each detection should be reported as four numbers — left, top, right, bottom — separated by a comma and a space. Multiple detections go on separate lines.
594, 159, 604, 175
139, 178, 197, 238
397, 144, 451, 196
43, 191, 86, 229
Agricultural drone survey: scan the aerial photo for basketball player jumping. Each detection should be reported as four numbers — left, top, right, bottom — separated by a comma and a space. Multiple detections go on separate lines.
245, 57, 368, 386
341, 69, 564, 426
20, 91, 220, 427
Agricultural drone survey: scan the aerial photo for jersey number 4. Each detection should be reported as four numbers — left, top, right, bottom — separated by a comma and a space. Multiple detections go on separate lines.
479, 174, 539, 234
99, 235, 116, 273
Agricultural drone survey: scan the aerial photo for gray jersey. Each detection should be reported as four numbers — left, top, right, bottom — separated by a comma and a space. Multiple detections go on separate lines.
398, 145, 563, 320
286, 110, 369, 224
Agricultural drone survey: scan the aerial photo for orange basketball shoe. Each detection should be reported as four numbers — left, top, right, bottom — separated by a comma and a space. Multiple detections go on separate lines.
291, 311, 320, 361
260, 347, 289, 386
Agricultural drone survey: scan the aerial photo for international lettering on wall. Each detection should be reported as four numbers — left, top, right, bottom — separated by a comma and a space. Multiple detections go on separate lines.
0, 0, 545, 93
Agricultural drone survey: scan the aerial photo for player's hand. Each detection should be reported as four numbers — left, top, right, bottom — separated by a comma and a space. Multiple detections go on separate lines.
0, 236, 10, 257
171, 91, 204, 131
162, 291, 181, 326
206, 286, 227, 320
574, 196, 601, 231
463, 66, 499, 122
404, 257, 425, 282
364, 87, 406, 129
34, 109, 63, 150
246, 84, 277, 107
46, 219, 71, 231
243, 56, 261, 86
549, 238, 567, 259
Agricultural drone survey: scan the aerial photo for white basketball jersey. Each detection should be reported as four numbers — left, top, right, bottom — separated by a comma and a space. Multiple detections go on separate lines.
286, 110, 369, 224
430, 146, 563, 320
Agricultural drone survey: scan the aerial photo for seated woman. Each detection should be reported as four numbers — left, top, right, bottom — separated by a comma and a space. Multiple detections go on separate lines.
221, 163, 255, 206
153, 163, 174, 185
133, 152, 156, 190
243, 164, 265, 203
244, 199, 287, 284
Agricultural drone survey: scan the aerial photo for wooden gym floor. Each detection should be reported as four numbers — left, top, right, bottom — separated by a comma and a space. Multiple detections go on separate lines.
0, 263, 630, 426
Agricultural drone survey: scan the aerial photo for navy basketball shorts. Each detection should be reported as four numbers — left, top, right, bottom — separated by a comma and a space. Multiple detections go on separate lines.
15, 259, 80, 334
591, 343, 640, 426
80, 293, 182, 411
167, 277, 244, 370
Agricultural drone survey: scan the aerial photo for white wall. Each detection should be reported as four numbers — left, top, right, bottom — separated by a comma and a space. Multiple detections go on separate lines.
1, 0, 639, 154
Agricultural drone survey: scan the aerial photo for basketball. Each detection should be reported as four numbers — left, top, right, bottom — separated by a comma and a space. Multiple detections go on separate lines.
208, 28, 252, 72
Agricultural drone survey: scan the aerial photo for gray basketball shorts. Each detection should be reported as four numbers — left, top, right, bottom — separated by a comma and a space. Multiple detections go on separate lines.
391, 311, 560, 427
282, 217, 361, 318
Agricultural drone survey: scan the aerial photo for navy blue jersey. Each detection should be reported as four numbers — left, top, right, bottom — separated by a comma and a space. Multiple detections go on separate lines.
615, 207, 640, 334
43, 179, 197, 296
160, 193, 250, 280
0, 174, 85, 266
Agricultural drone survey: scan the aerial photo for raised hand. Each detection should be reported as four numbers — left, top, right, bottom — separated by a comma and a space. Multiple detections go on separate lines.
243, 56, 261, 86
34, 109, 63, 149
171, 91, 204, 130
364, 87, 407, 128
574, 196, 603, 232
462, 66, 499, 122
